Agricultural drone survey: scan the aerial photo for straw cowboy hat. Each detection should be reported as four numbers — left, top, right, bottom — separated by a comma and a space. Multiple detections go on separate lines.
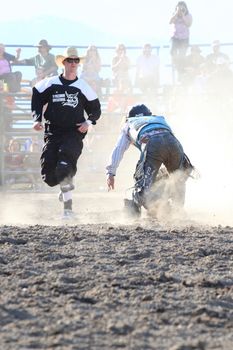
35, 39, 52, 50
55, 46, 85, 67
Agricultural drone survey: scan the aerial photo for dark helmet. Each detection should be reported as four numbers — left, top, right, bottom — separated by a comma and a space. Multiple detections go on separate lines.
128, 104, 152, 118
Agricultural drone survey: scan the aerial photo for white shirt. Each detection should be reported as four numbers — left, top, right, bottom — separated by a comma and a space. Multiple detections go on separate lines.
136, 54, 160, 78
106, 123, 131, 176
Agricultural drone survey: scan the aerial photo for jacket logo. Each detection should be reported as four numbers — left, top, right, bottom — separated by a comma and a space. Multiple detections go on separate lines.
62, 92, 79, 108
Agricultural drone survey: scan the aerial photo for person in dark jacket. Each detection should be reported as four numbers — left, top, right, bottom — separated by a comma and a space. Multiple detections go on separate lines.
106, 104, 193, 217
31, 46, 101, 218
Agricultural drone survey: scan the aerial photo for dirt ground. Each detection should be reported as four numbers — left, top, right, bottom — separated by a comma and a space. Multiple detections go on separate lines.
0, 191, 233, 350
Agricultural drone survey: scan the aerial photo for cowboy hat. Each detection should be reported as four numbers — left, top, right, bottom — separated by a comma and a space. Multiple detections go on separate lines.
35, 39, 52, 50
212, 40, 220, 47
55, 46, 85, 67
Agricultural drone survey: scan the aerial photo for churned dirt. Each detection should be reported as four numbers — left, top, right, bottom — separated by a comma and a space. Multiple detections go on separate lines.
0, 192, 233, 350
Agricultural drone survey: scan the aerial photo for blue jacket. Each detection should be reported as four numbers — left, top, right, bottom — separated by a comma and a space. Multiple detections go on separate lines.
127, 115, 172, 148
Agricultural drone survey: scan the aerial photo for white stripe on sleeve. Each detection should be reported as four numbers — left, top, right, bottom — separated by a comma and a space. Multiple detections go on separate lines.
106, 126, 131, 175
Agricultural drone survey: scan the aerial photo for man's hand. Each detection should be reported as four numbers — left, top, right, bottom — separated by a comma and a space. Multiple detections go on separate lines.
77, 121, 91, 133
107, 174, 115, 191
33, 121, 43, 131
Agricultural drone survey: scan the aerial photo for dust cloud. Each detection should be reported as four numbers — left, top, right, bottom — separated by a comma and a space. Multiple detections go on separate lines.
1, 81, 233, 227
163, 87, 233, 226
108, 85, 233, 227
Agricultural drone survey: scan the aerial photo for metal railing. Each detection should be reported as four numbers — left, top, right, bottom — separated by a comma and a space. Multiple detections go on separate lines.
1, 42, 233, 191
5, 42, 233, 86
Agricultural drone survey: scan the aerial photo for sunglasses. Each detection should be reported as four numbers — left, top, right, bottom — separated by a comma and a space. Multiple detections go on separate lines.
65, 57, 80, 64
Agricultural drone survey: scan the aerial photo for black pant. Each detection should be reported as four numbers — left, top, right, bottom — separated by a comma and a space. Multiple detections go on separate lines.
134, 132, 186, 208
40, 131, 84, 187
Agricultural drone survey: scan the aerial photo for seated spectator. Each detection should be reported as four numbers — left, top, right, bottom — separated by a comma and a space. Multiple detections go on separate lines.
4, 138, 25, 185
111, 43, 132, 92
206, 40, 230, 74
107, 44, 133, 113
0, 43, 22, 92
183, 45, 205, 84
80, 45, 103, 97
135, 43, 160, 96
207, 55, 233, 96
23, 141, 43, 190
30, 67, 47, 87
19, 39, 58, 85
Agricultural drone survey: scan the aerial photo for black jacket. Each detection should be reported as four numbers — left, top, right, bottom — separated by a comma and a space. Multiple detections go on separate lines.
31, 75, 101, 131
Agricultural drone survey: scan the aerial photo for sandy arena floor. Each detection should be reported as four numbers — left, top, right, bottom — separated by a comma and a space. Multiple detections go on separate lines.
0, 191, 233, 350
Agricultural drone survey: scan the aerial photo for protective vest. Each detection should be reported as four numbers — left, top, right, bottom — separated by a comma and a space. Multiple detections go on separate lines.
127, 115, 172, 148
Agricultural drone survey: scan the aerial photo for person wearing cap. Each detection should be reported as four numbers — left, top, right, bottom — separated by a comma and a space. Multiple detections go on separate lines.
106, 104, 194, 217
206, 40, 230, 74
19, 39, 58, 84
31, 46, 101, 219
183, 45, 205, 84
205, 40, 233, 101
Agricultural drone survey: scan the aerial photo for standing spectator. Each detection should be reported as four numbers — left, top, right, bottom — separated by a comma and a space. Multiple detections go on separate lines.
0, 43, 22, 92
19, 39, 58, 85
169, 1, 192, 81
135, 43, 160, 96
80, 45, 102, 98
31, 46, 101, 218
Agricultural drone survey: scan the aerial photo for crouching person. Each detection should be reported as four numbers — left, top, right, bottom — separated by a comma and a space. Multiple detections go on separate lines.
106, 104, 194, 219
31, 47, 101, 219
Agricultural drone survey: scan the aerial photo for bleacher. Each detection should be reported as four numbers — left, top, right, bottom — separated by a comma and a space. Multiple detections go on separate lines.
0, 84, 45, 191
1, 42, 233, 192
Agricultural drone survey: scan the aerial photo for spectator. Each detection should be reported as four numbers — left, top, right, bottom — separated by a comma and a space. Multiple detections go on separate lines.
19, 39, 58, 85
23, 141, 43, 190
80, 45, 103, 98
206, 40, 230, 74
183, 45, 205, 85
169, 1, 192, 80
31, 46, 101, 218
4, 138, 25, 185
0, 43, 22, 92
206, 51, 233, 105
30, 67, 47, 87
135, 43, 160, 96
111, 43, 131, 92
107, 44, 133, 113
